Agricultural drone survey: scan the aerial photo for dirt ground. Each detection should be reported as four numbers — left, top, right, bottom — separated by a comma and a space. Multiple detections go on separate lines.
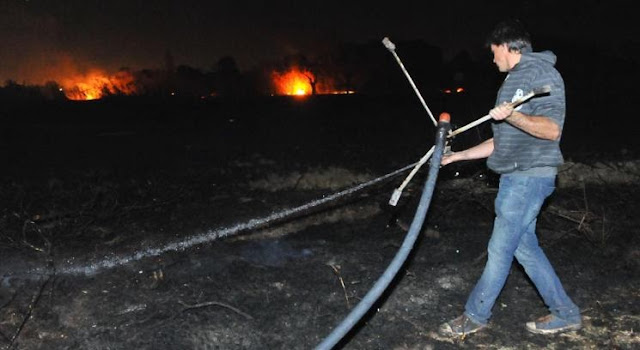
1, 97, 639, 349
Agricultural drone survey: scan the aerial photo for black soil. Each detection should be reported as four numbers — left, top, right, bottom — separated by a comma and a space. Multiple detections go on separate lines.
1, 96, 638, 349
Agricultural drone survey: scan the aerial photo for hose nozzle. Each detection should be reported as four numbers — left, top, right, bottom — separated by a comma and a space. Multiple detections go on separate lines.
382, 37, 396, 51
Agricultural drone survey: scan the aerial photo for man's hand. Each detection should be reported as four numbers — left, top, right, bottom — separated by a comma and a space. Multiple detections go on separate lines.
441, 152, 457, 166
489, 102, 514, 121
489, 102, 561, 140
440, 138, 495, 166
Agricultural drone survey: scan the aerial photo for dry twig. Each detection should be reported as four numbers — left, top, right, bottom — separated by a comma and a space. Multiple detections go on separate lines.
546, 181, 610, 245
21, 220, 50, 253
7, 275, 52, 349
327, 264, 350, 308
179, 300, 253, 320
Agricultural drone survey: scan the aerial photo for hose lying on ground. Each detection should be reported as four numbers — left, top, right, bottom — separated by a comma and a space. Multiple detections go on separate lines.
315, 113, 451, 350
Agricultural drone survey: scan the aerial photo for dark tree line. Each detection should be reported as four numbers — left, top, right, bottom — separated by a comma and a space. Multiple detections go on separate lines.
1, 37, 636, 125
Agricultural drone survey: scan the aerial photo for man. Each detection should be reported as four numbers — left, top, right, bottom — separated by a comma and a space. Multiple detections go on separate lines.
438, 19, 581, 336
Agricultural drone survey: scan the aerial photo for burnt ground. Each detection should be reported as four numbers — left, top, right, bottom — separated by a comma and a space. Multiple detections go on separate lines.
0, 96, 639, 349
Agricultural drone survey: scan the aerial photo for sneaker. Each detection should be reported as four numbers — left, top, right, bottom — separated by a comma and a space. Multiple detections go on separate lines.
439, 314, 486, 337
525, 314, 582, 335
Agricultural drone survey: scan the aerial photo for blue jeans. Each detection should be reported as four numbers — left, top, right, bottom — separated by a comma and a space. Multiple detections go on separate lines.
464, 174, 580, 325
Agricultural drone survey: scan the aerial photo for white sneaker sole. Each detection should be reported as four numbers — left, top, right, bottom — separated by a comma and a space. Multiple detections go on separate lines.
525, 321, 581, 334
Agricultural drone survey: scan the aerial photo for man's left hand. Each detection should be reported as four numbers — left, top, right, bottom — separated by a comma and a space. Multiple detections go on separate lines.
489, 102, 514, 121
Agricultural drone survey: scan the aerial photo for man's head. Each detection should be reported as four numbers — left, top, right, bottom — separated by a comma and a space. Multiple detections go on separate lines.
486, 19, 532, 72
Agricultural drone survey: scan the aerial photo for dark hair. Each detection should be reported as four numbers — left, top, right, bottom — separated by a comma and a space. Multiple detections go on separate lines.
486, 19, 532, 53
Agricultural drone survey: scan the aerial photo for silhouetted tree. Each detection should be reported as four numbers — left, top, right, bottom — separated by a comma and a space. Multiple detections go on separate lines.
173, 65, 209, 97
164, 49, 177, 95
304, 72, 317, 95
214, 56, 243, 97
40, 81, 65, 100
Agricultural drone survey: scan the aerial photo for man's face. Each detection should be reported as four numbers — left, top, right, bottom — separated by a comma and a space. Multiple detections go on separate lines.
490, 44, 511, 72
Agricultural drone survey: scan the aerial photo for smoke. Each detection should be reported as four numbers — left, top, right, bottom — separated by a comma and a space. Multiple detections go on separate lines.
17, 52, 91, 85
0, 2, 62, 84
0, 2, 110, 86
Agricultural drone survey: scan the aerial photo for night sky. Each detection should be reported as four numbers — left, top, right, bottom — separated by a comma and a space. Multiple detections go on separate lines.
0, 0, 634, 84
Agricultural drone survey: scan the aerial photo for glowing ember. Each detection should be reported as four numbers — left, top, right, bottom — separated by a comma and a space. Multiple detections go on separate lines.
271, 68, 314, 96
61, 69, 137, 100
442, 87, 465, 94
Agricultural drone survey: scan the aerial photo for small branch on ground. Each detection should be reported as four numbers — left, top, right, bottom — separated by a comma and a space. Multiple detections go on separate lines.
179, 300, 253, 320
21, 220, 50, 253
7, 275, 52, 349
327, 264, 350, 309
577, 181, 590, 232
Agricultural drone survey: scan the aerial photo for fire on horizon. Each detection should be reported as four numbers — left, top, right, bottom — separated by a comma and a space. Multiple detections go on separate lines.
59, 67, 354, 100
60, 70, 137, 100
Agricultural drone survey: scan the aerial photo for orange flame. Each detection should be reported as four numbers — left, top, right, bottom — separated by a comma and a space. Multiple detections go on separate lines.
271, 68, 314, 96
61, 69, 137, 100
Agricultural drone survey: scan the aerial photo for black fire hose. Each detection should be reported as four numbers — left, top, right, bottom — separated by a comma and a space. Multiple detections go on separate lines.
315, 113, 451, 349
